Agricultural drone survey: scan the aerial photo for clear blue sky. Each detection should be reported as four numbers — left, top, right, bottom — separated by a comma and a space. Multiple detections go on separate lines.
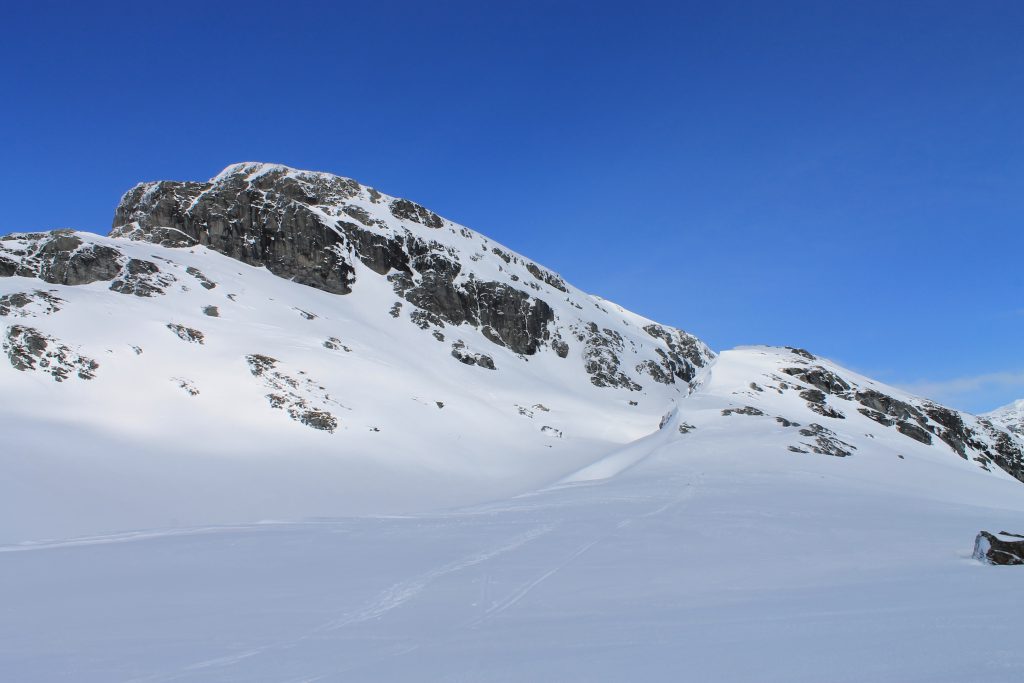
2, 1, 1021, 412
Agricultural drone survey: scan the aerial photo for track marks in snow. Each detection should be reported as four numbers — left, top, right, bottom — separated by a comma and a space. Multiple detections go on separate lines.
471, 537, 602, 626
324, 523, 555, 630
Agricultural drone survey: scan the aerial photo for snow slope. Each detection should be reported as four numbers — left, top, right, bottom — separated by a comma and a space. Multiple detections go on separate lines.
3, 350, 1024, 681
2, 163, 1024, 681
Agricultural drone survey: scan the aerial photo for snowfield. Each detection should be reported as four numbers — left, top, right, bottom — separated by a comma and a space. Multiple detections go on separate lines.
1, 163, 1022, 681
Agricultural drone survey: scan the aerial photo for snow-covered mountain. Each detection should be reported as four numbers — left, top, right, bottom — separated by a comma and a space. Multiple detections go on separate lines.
0, 162, 1020, 543
986, 399, 1024, 438
3, 163, 1024, 681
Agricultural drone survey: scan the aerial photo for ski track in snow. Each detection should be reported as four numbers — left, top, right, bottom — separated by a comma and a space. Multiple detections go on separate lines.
136, 473, 705, 682
320, 522, 557, 631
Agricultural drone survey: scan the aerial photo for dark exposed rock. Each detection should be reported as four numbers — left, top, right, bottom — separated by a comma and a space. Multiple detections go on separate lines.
637, 359, 673, 385
389, 301, 402, 318
389, 198, 444, 228
0, 290, 63, 317
323, 337, 351, 352
451, 340, 495, 369
642, 324, 710, 384
541, 425, 563, 438
186, 267, 216, 289
678, 423, 696, 434
856, 390, 921, 423
341, 204, 375, 226
782, 365, 851, 396
858, 408, 895, 426
297, 409, 338, 432
166, 323, 204, 344
171, 378, 199, 396
786, 347, 816, 360
3, 325, 98, 381
722, 406, 764, 417
202, 305, 219, 317
807, 401, 845, 419
551, 335, 569, 359
973, 531, 1024, 565
977, 421, 1024, 482
576, 322, 641, 391
294, 308, 317, 320
525, 262, 568, 292
113, 171, 357, 294
491, 247, 512, 264
244, 353, 339, 432
402, 274, 554, 355
2, 231, 124, 286
923, 403, 972, 458
246, 353, 278, 376
896, 421, 933, 445
109, 258, 174, 297
801, 388, 826, 404
776, 416, 801, 427
343, 221, 411, 275
798, 423, 855, 457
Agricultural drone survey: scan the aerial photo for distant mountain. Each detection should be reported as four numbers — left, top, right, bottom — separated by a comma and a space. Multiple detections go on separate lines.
0, 162, 1021, 542
985, 399, 1024, 438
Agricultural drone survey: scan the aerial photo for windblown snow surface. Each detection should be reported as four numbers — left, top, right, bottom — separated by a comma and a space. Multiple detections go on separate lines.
2, 164, 1023, 681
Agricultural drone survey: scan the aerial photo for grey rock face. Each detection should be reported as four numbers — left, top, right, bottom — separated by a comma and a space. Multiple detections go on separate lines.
974, 531, 1024, 565
114, 170, 356, 294
1, 231, 123, 285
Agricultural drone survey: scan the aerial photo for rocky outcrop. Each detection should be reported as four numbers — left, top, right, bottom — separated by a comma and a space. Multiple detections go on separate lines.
794, 423, 854, 457
1, 231, 123, 285
575, 323, 641, 391
166, 324, 204, 345
109, 259, 176, 297
973, 531, 1024, 565
782, 365, 851, 397
451, 341, 496, 369
3, 325, 98, 381
0, 290, 63, 317
245, 354, 340, 432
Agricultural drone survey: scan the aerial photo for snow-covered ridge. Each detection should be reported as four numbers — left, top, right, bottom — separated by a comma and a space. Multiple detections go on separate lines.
0, 162, 1021, 544
986, 399, 1024, 438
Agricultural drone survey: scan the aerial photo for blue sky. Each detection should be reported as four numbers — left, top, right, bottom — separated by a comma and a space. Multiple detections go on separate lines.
1, 1, 1021, 412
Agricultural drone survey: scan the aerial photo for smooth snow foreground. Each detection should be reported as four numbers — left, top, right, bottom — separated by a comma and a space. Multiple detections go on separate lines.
4, 362, 1024, 682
